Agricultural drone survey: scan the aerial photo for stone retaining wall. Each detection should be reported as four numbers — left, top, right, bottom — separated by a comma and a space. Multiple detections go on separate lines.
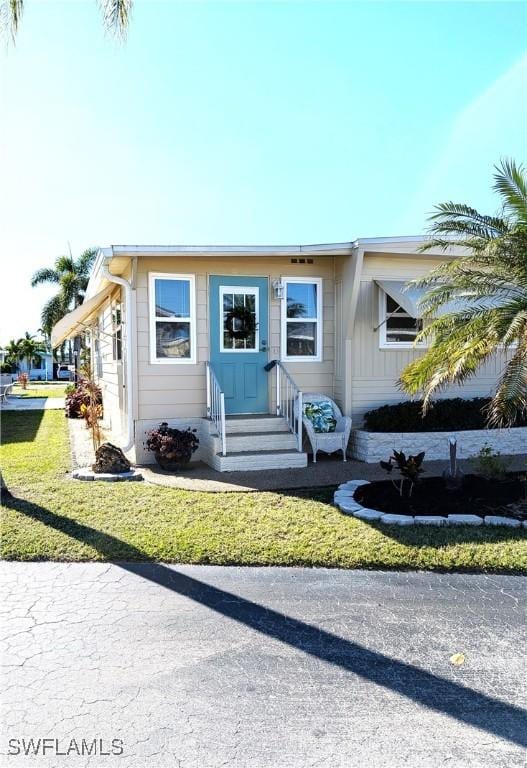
351, 427, 527, 463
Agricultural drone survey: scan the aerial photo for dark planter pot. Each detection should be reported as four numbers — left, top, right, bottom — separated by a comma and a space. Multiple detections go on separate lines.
154, 452, 192, 472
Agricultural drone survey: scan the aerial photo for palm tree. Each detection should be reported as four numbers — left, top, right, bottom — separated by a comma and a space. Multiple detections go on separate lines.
399, 158, 527, 427
4, 339, 23, 372
31, 248, 97, 359
2, 0, 133, 40
17, 332, 46, 373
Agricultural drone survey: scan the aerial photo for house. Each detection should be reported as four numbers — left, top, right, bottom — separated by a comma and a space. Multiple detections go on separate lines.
51, 237, 503, 471
0, 350, 54, 381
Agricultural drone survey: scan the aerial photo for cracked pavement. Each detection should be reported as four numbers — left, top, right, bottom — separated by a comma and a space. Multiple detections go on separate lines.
1, 564, 525, 767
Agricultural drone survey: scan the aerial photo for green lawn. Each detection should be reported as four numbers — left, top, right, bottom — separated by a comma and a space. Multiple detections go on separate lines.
11, 382, 68, 398
1, 409, 526, 571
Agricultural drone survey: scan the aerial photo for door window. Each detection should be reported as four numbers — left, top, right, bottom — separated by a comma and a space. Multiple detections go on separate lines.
220, 286, 259, 352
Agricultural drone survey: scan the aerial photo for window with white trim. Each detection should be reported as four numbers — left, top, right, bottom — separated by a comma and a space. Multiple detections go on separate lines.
281, 277, 323, 361
149, 273, 196, 363
95, 317, 103, 378
379, 290, 424, 348
112, 299, 122, 361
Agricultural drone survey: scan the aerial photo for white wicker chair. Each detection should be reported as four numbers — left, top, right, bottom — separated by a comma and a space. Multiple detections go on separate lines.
301, 393, 352, 463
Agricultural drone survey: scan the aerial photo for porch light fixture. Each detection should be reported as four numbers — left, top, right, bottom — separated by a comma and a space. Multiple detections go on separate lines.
272, 279, 285, 300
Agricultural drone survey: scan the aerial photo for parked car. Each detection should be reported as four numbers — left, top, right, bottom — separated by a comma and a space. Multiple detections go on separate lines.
56, 365, 74, 381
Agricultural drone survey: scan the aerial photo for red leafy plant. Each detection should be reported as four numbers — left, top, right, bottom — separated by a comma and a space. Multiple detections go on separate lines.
65, 378, 103, 419
145, 422, 199, 470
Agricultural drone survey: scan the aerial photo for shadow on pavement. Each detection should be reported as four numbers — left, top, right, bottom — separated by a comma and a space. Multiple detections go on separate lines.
5, 493, 527, 749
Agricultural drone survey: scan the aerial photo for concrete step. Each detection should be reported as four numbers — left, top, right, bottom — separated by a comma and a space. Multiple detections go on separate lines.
223, 415, 290, 435
212, 449, 308, 472
217, 431, 298, 453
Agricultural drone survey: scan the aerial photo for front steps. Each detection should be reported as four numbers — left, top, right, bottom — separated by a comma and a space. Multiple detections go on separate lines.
205, 414, 308, 472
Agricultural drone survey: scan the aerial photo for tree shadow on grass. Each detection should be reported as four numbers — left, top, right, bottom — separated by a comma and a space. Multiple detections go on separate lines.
4, 493, 527, 749
1, 409, 45, 444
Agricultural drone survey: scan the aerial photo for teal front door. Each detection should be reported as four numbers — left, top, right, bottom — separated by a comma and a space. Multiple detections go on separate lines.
209, 275, 269, 414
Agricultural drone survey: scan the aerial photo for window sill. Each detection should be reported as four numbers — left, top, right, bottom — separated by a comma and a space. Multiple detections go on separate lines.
281, 356, 323, 363
378, 344, 427, 351
149, 358, 197, 365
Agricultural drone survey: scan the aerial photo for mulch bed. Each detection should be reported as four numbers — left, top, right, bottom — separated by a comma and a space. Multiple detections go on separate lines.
356, 474, 527, 520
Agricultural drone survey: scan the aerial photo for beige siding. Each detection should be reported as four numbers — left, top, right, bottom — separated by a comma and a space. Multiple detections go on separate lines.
135, 256, 336, 420
94, 286, 124, 434
351, 255, 506, 424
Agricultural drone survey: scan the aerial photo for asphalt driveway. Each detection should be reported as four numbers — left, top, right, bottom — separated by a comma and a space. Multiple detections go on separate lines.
1, 565, 525, 768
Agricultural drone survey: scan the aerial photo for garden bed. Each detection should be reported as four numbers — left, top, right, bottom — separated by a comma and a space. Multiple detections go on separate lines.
355, 474, 527, 520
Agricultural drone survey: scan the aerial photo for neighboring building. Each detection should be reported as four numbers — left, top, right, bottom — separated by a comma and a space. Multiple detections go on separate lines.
51, 238, 503, 470
0, 350, 54, 381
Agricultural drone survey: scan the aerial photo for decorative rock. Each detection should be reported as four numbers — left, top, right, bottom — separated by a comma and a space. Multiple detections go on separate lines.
334, 492, 356, 502
448, 514, 483, 526
338, 482, 360, 491
353, 508, 383, 521
337, 501, 362, 514
414, 516, 448, 526
484, 516, 522, 528
380, 514, 414, 526
92, 442, 131, 475
73, 467, 143, 482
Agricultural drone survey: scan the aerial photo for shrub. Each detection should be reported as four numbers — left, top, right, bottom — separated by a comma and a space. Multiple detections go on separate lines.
363, 398, 527, 433
145, 422, 199, 468
64, 379, 102, 419
0, 363, 13, 374
473, 444, 508, 481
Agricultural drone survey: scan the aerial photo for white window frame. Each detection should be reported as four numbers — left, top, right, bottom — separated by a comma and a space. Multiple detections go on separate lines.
219, 285, 260, 354
149, 272, 196, 364
111, 298, 123, 362
281, 276, 323, 362
378, 288, 426, 350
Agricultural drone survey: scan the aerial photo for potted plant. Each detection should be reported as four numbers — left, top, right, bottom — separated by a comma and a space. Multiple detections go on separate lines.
145, 422, 199, 471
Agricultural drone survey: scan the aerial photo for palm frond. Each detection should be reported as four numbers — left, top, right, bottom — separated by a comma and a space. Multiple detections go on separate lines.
99, 0, 133, 38
493, 158, 527, 225
55, 255, 75, 274
76, 247, 98, 277
41, 294, 67, 338
486, 339, 527, 427
30, 267, 60, 287
419, 203, 509, 252
0, 0, 23, 39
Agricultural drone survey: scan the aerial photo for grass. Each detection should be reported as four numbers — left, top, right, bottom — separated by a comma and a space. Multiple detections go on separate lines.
11, 382, 68, 398
1, 410, 526, 571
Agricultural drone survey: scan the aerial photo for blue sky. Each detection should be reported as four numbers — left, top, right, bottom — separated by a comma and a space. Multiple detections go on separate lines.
0, 0, 525, 341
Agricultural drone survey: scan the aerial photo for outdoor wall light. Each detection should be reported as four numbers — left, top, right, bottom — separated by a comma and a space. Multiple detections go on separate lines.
272, 279, 285, 299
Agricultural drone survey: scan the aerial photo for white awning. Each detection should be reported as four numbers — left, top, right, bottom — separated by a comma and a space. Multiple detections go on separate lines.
375, 280, 503, 318
375, 280, 425, 316
51, 287, 112, 348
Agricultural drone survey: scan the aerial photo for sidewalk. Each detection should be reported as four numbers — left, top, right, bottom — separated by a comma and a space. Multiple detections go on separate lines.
1, 396, 65, 410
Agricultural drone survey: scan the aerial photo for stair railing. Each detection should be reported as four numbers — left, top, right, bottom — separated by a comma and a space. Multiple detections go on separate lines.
275, 361, 303, 452
206, 362, 227, 456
